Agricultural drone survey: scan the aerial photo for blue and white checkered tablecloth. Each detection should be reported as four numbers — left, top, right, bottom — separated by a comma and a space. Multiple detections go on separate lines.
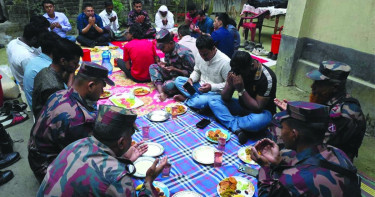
133, 109, 260, 196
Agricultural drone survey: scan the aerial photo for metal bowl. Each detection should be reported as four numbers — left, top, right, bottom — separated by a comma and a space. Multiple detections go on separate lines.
146, 110, 170, 122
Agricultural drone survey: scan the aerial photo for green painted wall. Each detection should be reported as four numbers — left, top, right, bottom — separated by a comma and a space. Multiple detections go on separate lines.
299, 0, 375, 54
282, 0, 308, 37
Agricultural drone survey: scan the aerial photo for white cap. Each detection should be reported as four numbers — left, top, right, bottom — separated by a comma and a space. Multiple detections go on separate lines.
159, 5, 168, 12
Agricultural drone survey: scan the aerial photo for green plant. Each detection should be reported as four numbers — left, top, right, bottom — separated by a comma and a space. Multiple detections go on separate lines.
113, 0, 127, 27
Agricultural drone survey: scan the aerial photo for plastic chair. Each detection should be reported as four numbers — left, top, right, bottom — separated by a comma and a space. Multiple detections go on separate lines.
238, 10, 270, 43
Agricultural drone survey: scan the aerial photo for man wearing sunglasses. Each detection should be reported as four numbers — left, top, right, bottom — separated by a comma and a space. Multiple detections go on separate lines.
149, 29, 195, 101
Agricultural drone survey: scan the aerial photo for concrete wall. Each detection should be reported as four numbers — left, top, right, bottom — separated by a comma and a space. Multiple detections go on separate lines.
276, 0, 375, 134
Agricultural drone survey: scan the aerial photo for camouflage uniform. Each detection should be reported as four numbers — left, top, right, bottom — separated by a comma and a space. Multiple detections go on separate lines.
258, 145, 361, 197
28, 88, 97, 182
260, 101, 361, 197
28, 62, 114, 182
38, 105, 156, 196
269, 61, 366, 160
149, 30, 195, 96
37, 137, 156, 197
128, 9, 156, 38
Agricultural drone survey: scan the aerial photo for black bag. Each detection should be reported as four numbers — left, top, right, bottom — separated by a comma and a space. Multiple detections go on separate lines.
247, 0, 288, 8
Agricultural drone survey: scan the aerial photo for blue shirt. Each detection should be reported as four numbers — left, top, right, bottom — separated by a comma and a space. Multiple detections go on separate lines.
228, 24, 240, 50
43, 12, 72, 38
76, 13, 104, 35
23, 53, 52, 108
197, 16, 214, 34
211, 27, 234, 58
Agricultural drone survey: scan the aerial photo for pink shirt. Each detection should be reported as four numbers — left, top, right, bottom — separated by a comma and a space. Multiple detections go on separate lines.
123, 39, 156, 81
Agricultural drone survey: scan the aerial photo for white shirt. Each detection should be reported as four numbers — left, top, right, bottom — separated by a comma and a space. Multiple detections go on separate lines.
178, 35, 199, 61
155, 11, 174, 29
190, 49, 231, 92
99, 9, 119, 32
6, 38, 41, 89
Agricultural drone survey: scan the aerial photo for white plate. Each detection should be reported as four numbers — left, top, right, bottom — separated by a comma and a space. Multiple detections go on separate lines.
133, 86, 151, 96
238, 146, 258, 165
109, 93, 144, 109
217, 176, 255, 197
192, 146, 216, 165
146, 110, 170, 122
165, 103, 188, 115
142, 142, 164, 157
133, 157, 155, 177
172, 191, 202, 197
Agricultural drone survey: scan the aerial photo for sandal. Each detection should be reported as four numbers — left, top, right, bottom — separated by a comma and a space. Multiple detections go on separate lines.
12, 103, 27, 112
1, 111, 29, 129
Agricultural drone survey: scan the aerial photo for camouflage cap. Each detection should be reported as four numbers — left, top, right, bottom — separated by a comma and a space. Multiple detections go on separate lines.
155, 29, 172, 43
94, 105, 139, 141
306, 60, 351, 82
78, 61, 115, 86
273, 101, 330, 125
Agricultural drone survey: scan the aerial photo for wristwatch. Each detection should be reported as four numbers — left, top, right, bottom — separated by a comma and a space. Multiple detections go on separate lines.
238, 89, 246, 96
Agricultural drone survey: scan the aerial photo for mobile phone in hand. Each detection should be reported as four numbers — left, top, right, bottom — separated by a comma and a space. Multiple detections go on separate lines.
183, 82, 196, 95
238, 164, 259, 177
196, 118, 211, 129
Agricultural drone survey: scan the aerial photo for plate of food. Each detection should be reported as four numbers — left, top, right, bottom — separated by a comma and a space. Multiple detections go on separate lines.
134, 157, 155, 178
172, 191, 202, 197
238, 146, 258, 165
165, 103, 187, 115
133, 87, 151, 96
109, 46, 119, 50
100, 90, 112, 99
136, 181, 170, 197
146, 110, 170, 122
109, 93, 144, 109
90, 47, 100, 52
142, 142, 164, 157
205, 128, 231, 143
217, 176, 255, 197
192, 145, 216, 165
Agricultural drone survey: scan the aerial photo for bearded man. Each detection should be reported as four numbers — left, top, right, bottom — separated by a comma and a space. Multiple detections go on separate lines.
273, 61, 366, 161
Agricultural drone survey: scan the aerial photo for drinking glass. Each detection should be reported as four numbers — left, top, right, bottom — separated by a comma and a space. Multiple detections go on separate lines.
161, 161, 172, 177
218, 136, 226, 151
171, 106, 178, 120
214, 150, 223, 167
142, 125, 150, 141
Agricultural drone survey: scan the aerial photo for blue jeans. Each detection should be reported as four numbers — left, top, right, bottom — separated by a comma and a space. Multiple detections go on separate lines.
208, 97, 272, 132
175, 76, 221, 109
64, 35, 77, 42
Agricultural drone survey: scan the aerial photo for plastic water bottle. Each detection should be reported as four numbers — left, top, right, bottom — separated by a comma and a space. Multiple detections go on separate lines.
101, 50, 113, 74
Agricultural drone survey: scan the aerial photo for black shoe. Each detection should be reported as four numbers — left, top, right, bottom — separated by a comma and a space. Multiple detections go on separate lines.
267, 52, 273, 59
0, 124, 13, 154
0, 170, 13, 185
271, 54, 278, 60
235, 130, 248, 145
0, 152, 20, 169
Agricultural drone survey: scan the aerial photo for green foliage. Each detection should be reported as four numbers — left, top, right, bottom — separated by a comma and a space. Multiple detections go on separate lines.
113, 0, 127, 27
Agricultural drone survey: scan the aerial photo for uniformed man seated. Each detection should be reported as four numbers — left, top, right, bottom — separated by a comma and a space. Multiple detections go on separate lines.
251, 101, 361, 197
38, 105, 167, 196
273, 61, 366, 161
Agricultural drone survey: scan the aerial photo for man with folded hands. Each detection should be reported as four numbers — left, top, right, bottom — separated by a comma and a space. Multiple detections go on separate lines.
251, 101, 361, 197
28, 62, 114, 182
38, 105, 164, 196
